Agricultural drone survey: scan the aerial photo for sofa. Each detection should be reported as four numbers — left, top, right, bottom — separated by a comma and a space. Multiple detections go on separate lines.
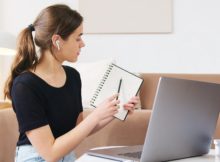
0, 73, 220, 162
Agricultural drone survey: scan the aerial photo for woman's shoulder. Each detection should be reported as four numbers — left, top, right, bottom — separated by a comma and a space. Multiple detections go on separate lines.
63, 65, 81, 85
63, 65, 80, 77
13, 71, 41, 88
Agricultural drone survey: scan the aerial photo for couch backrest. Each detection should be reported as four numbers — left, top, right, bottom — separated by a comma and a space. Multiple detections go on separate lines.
0, 108, 19, 162
139, 73, 220, 109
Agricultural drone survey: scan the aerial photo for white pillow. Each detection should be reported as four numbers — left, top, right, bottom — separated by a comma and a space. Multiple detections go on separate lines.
63, 59, 116, 108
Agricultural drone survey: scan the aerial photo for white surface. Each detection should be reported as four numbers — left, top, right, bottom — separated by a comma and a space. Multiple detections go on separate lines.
214, 139, 220, 156
1, 0, 220, 73
76, 149, 220, 162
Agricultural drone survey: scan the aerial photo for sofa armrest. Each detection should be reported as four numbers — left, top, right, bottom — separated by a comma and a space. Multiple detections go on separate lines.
0, 108, 19, 162
74, 109, 151, 157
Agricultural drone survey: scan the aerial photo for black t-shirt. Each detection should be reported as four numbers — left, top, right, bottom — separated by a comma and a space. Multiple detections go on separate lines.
11, 66, 83, 146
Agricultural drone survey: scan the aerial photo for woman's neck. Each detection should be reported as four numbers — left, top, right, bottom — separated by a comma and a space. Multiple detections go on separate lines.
30, 50, 66, 88
35, 50, 63, 75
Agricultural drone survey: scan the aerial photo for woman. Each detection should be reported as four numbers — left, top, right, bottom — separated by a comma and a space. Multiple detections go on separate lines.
4, 4, 139, 162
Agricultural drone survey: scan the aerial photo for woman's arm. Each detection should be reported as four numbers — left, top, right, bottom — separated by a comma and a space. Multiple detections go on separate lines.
26, 94, 119, 162
76, 109, 115, 136
26, 113, 98, 162
80, 96, 140, 136
88, 116, 115, 135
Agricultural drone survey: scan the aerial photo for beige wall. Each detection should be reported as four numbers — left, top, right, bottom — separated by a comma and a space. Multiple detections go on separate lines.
79, 0, 172, 34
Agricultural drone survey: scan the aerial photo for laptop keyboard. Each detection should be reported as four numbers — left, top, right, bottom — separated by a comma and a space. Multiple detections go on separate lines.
118, 151, 142, 159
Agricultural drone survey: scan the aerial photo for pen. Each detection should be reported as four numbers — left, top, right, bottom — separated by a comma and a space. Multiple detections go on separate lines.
116, 78, 122, 100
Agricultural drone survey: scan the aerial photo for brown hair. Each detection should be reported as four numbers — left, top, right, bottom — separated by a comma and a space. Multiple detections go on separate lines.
4, 4, 83, 100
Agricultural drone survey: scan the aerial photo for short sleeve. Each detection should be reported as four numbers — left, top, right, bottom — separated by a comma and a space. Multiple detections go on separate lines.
11, 82, 48, 133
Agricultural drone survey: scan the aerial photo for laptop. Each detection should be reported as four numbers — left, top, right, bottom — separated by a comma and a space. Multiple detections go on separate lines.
87, 77, 220, 162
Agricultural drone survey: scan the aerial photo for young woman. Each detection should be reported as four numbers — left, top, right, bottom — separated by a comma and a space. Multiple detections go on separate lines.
4, 4, 139, 162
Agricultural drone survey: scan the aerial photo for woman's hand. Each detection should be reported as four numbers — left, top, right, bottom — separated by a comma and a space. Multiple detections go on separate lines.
92, 94, 119, 121
123, 96, 140, 114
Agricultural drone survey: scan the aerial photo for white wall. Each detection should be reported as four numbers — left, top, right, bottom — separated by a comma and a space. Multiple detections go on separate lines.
0, 0, 220, 74
0, 0, 78, 99
0, 0, 78, 34
80, 0, 220, 73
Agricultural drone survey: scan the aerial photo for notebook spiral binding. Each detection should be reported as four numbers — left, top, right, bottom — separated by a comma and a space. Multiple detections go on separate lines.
90, 63, 114, 106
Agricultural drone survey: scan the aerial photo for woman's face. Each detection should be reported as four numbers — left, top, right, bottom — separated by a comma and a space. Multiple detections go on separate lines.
58, 24, 85, 62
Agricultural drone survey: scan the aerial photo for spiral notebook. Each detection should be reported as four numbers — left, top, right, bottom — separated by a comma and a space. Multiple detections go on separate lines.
90, 63, 144, 121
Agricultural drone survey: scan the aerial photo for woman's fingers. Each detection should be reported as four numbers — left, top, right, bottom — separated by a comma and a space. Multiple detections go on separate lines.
128, 96, 139, 103
107, 93, 118, 102
124, 103, 135, 108
99, 95, 139, 118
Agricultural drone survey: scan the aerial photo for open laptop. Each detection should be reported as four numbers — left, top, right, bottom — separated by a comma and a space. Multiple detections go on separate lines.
87, 77, 220, 162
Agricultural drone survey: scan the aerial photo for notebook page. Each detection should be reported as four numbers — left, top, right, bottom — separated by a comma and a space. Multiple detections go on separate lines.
90, 64, 143, 120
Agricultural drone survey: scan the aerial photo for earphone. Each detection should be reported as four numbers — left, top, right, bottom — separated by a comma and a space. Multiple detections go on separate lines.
55, 40, 60, 50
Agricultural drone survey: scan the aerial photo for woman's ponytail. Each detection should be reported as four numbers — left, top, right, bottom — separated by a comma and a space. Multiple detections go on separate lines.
4, 27, 38, 100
